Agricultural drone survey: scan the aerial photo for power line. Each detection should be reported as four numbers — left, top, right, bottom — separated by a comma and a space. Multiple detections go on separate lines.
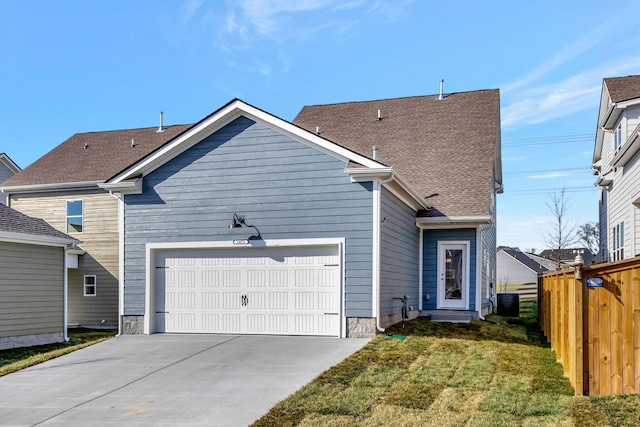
503, 186, 595, 195
504, 167, 592, 177
503, 133, 594, 147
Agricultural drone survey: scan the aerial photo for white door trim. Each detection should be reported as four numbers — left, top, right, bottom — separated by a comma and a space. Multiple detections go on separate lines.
436, 240, 470, 310
144, 238, 346, 336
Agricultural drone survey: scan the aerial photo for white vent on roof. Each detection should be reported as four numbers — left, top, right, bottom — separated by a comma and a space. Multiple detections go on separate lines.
373, 146, 379, 160
156, 111, 165, 133
438, 79, 446, 101
131, 139, 136, 148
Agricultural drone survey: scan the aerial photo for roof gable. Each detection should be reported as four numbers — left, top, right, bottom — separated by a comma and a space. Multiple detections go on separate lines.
605, 75, 640, 103
293, 90, 501, 217
108, 99, 386, 185
499, 247, 549, 274
0, 153, 21, 175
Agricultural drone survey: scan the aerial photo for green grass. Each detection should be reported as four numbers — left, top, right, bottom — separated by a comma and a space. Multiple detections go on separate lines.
252, 301, 640, 426
0, 328, 116, 376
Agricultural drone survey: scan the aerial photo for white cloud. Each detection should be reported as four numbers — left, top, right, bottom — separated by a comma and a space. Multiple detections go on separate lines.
501, 55, 640, 128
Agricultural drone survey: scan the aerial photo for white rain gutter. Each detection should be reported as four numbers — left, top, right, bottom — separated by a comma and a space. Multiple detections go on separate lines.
63, 245, 69, 342
106, 190, 125, 336
373, 171, 396, 334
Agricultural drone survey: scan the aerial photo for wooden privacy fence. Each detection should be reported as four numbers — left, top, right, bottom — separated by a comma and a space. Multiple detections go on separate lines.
538, 256, 640, 396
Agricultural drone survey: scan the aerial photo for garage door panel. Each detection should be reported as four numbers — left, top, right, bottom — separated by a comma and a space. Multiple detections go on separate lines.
155, 245, 341, 336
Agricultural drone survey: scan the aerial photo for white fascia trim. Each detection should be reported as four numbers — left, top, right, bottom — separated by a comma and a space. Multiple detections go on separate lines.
0, 231, 78, 247
0, 181, 102, 194
0, 154, 21, 174
110, 99, 383, 184
345, 167, 430, 210
611, 126, 640, 168
98, 179, 142, 195
144, 237, 346, 335
416, 216, 492, 229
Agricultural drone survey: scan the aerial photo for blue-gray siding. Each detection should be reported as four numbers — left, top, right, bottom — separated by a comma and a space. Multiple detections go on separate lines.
380, 187, 419, 316
422, 228, 477, 310
123, 117, 374, 317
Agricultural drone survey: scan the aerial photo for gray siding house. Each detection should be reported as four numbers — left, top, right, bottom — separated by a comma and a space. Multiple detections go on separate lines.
103, 92, 502, 337
593, 74, 640, 261
0, 153, 20, 191
0, 204, 78, 349
2, 89, 502, 338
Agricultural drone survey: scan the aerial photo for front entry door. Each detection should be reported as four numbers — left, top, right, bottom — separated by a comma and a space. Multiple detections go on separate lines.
437, 241, 470, 309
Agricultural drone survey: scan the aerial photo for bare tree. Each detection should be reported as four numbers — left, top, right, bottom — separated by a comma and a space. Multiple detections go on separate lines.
545, 188, 577, 267
577, 221, 599, 255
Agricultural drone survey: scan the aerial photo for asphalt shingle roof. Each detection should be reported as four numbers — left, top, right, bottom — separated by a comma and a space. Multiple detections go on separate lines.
0, 204, 77, 242
293, 90, 501, 217
1, 124, 193, 187
605, 75, 640, 103
500, 247, 550, 274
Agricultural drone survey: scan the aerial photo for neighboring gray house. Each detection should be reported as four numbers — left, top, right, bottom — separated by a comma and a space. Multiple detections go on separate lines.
0, 204, 78, 349
496, 247, 554, 300
537, 248, 596, 267
2, 89, 502, 338
0, 153, 20, 192
593, 74, 640, 261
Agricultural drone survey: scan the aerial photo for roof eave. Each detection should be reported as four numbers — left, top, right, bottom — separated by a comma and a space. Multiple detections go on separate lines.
345, 167, 431, 211
0, 154, 21, 174
98, 178, 143, 194
0, 231, 79, 247
416, 215, 492, 229
0, 181, 103, 194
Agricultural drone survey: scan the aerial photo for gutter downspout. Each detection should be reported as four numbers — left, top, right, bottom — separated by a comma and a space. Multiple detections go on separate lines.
107, 190, 124, 336
374, 172, 395, 333
63, 245, 69, 342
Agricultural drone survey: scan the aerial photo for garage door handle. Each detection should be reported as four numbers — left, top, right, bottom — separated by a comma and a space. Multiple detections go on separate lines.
241, 295, 248, 306
324, 312, 339, 315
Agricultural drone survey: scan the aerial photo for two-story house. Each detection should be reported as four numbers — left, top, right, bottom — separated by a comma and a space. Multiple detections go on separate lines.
0, 126, 190, 329
2, 89, 502, 337
593, 74, 640, 261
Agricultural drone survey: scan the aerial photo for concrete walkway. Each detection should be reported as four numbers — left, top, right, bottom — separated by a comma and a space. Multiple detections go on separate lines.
0, 334, 370, 426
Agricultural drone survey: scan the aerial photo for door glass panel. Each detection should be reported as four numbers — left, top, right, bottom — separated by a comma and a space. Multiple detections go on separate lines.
445, 249, 463, 300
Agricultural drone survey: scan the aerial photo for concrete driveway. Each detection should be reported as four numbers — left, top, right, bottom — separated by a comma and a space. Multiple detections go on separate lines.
0, 334, 370, 426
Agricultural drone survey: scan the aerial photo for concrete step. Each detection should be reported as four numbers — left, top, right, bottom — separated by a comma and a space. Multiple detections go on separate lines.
427, 311, 474, 323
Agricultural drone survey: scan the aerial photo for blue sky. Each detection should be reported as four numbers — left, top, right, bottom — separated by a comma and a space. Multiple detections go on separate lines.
2, 0, 640, 252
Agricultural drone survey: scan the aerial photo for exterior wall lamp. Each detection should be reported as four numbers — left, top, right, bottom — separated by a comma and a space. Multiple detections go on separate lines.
228, 213, 262, 240
228, 213, 245, 229
573, 250, 584, 280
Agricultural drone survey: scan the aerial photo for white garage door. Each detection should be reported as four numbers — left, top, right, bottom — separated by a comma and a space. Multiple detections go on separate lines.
154, 245, 341, 336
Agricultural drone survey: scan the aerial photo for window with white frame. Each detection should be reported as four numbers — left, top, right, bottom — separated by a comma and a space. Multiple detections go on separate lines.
614, 124, 623, 152
66, 200, 83, 233
612, 222, 624, 261
84, 275, 96, 297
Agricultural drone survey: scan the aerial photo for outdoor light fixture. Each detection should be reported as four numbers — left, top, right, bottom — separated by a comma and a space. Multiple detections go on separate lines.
228, 213, 262, 240
572, 249, 584, 280
228, 213, 245, 229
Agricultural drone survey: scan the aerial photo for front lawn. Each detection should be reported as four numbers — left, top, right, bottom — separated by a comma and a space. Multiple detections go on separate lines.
0, 328, 116, 377
253, 302, 640, 426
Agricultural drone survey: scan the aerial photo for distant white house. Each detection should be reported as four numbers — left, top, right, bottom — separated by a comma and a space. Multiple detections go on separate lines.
496, 247, 555, 300
592, 74, 640, 261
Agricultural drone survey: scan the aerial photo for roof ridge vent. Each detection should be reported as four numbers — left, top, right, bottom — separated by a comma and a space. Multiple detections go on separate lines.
156, 111, 165, 133
438, 79, 446, 101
